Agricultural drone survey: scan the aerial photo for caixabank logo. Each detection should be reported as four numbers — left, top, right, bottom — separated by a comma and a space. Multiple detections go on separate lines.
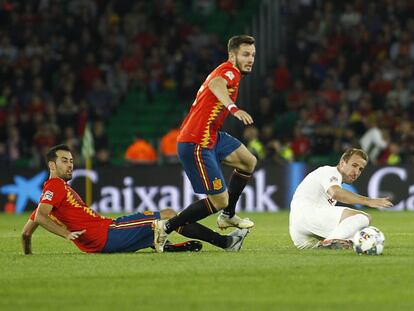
0, 168, 280, 213
1, 165, 414, 213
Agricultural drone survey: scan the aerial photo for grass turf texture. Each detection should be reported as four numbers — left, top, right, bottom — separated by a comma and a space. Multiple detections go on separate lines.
1, 211, 413, 311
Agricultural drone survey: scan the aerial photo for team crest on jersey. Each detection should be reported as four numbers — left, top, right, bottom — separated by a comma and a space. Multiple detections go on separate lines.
213, 178, 223, 190
42, 190, 54, 201
224, 71, 235, 80
329, 176, 338, 183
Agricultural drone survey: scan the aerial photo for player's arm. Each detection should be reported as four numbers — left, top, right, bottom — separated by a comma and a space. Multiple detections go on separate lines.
34, 203, 86, 240
327, 185, 393, 209
21, 219, 39, 255
208, 77, 253, 125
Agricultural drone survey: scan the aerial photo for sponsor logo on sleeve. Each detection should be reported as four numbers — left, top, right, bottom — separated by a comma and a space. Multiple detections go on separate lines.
43, 190, 54, 201
224, 71, 235, 80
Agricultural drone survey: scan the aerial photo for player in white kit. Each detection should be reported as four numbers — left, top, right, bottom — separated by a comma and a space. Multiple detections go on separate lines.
289, 148, 393, 249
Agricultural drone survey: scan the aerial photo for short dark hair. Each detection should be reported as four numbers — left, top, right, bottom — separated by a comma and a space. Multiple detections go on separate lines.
227, 35, 255, 52
46, 144, 71, 164
340, 148, 368, 163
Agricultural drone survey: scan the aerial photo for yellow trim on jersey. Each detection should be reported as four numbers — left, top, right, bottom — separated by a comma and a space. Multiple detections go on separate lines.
66, 188, 97, 218
200, 102, 224, 147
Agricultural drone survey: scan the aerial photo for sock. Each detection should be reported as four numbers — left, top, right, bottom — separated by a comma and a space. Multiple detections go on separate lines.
165, 198, 218, 233
177, 223, 232, 249
326, 214, 370, 240
222, 169, 252, 218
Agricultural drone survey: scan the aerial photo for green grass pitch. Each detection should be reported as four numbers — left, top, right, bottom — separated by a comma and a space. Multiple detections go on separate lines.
1, 211, 414, 311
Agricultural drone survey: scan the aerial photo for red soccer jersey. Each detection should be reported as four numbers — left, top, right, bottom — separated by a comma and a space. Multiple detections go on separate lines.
177, 61, 241, 148
30, 177, 113, 253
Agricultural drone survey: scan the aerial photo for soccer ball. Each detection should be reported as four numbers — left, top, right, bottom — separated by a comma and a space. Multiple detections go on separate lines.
352, 226, 385, 255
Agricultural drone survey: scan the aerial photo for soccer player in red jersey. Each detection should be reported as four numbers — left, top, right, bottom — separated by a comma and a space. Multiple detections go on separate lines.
21, 145, 250, 254
153, 35, 257, 252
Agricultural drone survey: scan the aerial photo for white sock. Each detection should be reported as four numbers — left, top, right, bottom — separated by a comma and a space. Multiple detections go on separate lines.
326, 214, 370, 240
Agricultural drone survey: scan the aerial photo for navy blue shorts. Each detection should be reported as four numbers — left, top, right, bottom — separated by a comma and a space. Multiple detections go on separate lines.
102, 211, 160, 253
177, 131, 242, 195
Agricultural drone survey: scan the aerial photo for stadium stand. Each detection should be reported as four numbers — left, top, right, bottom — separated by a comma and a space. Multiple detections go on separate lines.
1, 0, 413, 167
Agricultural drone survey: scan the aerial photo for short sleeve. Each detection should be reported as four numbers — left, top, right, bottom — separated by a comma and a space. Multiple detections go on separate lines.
39, 179, 66, 208
319, 168, 342, 193
217, 66, 240, 87
29, 208, 37, 221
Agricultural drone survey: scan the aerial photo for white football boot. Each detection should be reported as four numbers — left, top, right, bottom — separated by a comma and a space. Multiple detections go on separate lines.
217, 213, 254, 230
152, 219, 168, 253
225, 228, 250, 252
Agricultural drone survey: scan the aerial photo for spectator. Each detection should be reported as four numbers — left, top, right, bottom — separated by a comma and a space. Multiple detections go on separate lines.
125, 133, 157, 164
242, 126, 266, 161
160, 126, 180, 162
92, 120, 111, 166
290, 126, 311, 161
359, 120, 388, 164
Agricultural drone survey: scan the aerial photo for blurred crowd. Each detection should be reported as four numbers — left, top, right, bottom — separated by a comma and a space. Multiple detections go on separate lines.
247, 0, 414, 166
0, 0, 241, 167
1, 0, 413, 168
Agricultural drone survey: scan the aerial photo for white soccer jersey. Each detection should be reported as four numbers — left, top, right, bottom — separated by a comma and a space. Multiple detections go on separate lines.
292, 166, 342, 207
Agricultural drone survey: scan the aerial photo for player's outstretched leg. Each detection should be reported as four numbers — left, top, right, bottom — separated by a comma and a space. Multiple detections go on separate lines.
318, 211, 370, 250
178, 223, 249, 251
164, 198, 218, 232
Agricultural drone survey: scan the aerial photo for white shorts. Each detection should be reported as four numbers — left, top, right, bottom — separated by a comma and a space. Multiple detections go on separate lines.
289, 200, 346, 249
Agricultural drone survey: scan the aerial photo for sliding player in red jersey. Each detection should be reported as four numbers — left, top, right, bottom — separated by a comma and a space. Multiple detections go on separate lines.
21, 145, 250, 254
153, 35, 257, 252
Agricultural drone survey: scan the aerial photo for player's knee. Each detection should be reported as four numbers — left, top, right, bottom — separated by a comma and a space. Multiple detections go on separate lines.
208, 193, 229, 210
160, 208, 177, 219
248, 154, 257, 172
239, 153, 257, 173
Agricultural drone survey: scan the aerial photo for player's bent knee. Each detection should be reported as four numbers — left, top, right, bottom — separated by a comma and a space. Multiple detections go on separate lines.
238, 154, 257, 173
247, 154, 257, 172
356, 210, 371, 224
160, 208, 177, 219
208, 193, 229, 210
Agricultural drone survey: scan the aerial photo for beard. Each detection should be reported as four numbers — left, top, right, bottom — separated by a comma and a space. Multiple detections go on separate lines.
59, 171, 72, 181
235, 59, 252, 75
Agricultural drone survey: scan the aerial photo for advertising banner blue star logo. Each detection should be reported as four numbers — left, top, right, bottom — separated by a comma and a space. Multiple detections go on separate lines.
0, 171, 48, 213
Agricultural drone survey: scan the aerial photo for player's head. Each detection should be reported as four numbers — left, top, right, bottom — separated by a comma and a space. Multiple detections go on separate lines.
338, 148, 368, 184
46, 144, 73, 181
227, 35, 256, 75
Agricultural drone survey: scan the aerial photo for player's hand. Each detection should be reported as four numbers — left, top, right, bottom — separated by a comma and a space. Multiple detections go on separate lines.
66, 229, 86, 240
368, 197, 393, 209
233, 110, 253, 125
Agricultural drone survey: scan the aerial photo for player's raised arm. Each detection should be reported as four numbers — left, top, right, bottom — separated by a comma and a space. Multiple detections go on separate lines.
21, 219, 38, 255
327, 185, 393, 209
34, 203, 86, 240
208, 77, 253, 125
